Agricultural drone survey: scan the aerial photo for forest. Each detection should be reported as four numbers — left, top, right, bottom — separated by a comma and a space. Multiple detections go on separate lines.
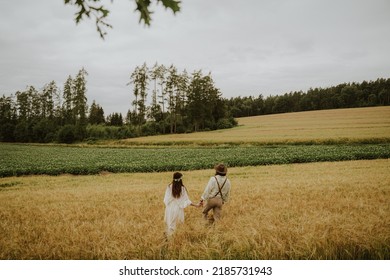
0, 64, 235, 143
228, 78, 390, 117
0, 62, 389, 143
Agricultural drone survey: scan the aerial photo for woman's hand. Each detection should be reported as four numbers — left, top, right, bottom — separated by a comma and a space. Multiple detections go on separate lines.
192, 202, 201, 208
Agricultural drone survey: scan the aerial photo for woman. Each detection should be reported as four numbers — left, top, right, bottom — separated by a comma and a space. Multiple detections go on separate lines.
164, 172, 199, 236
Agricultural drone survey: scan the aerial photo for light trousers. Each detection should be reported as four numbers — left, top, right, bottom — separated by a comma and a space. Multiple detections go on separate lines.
202, 197, 223, 221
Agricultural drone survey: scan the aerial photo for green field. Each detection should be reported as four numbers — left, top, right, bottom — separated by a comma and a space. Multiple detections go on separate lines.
1, 143, 389, 177
1, 107, 390, 177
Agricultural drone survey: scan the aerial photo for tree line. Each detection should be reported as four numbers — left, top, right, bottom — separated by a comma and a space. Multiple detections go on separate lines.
1, 65, 389, 144
227, 78, 390, 118
0, 64, 236, 143
0, 68, 90, 143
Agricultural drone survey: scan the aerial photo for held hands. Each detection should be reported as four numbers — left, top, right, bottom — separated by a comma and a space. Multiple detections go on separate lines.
191, 200, 204, 208
191, 200, 203, 208
191, 202, 200, 208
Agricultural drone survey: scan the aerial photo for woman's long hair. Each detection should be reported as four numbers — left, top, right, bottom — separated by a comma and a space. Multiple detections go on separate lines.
172, 172, 184, 198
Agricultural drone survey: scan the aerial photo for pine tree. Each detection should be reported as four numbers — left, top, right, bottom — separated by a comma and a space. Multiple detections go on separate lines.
88, 100, 105, 124
62, 75, 74, 124
0, 94, 17, 141
41, 81, 57, 119
149, 63, 165, 122
128, 63, 149, 126
165, 64, 178, 133
137, 63, 149, 124
73, 68, 88, 126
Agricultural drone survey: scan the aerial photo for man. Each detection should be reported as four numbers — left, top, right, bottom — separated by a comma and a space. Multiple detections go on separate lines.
200, 163, 231, 223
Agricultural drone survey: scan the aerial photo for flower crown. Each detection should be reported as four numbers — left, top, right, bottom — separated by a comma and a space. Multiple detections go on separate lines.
173, 176, 182, 182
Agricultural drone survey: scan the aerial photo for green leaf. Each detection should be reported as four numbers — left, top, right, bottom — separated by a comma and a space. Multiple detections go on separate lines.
135, 0, 153, 25
159, 0, 181, 13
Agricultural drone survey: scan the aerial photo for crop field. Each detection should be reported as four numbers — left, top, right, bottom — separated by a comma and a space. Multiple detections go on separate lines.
1, 106, 389, 177
0, 159, 389, 259
1, 143, 389, 177
116, 106, 390, 145
0, 107, 389, 260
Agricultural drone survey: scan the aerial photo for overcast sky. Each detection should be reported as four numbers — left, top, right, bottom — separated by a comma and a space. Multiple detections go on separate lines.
1, 0, 390, 116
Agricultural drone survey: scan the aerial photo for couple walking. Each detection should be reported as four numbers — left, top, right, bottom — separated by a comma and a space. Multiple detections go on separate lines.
163, 163, 232, 237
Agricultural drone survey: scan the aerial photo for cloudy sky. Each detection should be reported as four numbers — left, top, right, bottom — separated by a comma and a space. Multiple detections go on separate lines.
1, 0, 390, 116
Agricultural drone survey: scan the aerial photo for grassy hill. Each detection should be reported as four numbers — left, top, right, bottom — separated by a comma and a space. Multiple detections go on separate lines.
113, 106, 390, 146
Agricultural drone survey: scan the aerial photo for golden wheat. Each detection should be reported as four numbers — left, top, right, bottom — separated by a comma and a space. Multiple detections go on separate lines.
0, 159, 389, 259
114, 106, 390, 145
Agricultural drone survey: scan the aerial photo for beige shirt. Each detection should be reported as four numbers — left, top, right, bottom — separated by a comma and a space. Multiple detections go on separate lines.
201, 175, 231, 202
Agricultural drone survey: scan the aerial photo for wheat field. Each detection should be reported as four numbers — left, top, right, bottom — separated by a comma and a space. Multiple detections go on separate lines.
1, 159, 389, 259
116, 106, 390, 145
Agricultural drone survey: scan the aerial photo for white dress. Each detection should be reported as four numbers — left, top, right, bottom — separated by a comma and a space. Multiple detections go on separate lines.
164, 185, 192, 236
